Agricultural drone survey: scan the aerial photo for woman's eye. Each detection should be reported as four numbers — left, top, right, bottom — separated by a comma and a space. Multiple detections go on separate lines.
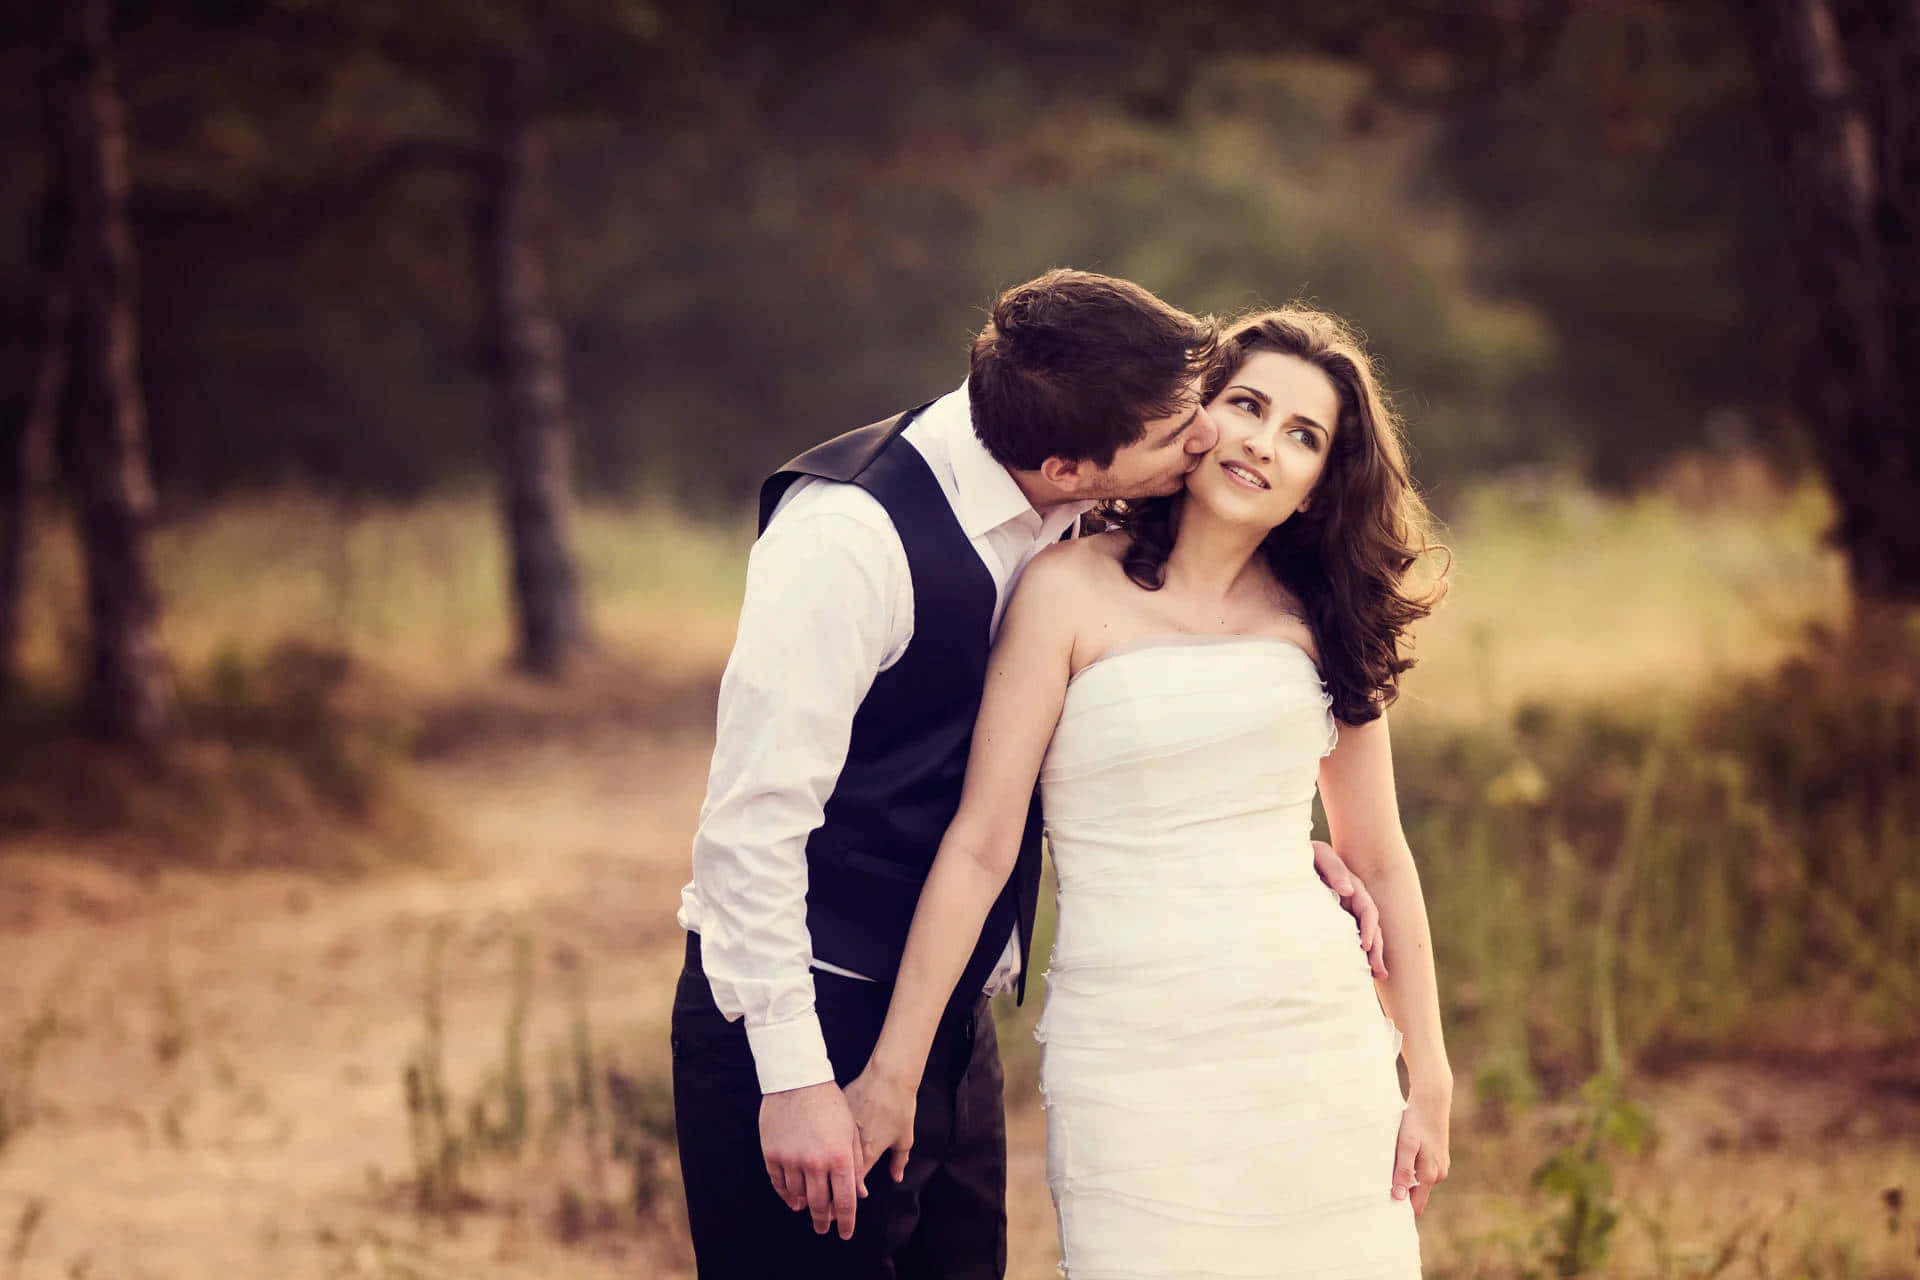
1289, 427, 1319, 450
1233, 396, 1261, 415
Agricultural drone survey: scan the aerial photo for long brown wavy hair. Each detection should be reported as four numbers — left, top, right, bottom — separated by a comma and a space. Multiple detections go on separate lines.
1099, 306, 1447, 725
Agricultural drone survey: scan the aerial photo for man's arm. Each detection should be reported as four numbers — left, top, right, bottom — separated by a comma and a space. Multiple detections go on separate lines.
689, 487, 909, 1236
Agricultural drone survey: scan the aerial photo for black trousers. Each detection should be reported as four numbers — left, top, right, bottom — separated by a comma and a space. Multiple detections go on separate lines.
671, 933, 1008, 1279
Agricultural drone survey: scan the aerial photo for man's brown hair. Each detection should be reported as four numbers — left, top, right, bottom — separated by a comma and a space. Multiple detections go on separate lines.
968, 269, 1219, 469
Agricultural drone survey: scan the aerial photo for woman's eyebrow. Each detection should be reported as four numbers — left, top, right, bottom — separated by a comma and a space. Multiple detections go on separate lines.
1231, 383, 1326, 436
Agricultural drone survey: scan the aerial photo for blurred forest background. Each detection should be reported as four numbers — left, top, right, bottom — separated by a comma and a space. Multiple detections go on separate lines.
0, 1, 1915, 1277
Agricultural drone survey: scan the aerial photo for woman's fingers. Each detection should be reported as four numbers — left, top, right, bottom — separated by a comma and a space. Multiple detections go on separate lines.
1408, 1139, 1448, 1216
849, 1083, 915, 1186
1391, 1130, 1420, 1202
1411, 1180, 1433, 1217
854, 1120, 881, 1178
889, 1137, 913, 1184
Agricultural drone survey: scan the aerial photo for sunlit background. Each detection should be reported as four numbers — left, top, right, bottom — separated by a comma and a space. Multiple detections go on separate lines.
0, 2, 1914, 1276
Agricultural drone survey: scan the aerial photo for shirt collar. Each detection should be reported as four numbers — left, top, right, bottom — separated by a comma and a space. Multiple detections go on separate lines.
930, 380, 1094, 540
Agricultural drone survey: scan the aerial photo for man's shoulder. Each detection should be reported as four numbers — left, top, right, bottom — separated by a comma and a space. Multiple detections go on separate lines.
763, 419, 967, 541
763, 473, 901, 539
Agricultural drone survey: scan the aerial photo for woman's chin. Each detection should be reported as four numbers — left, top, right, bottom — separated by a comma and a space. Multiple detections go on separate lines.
1183, 481, 1275, 529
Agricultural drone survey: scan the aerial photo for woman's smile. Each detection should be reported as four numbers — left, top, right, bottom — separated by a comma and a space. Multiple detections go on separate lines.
1220, 459, 1271, 490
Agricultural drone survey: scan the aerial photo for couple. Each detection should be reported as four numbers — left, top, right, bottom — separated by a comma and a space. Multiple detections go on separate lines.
672, 269, 1452, 1278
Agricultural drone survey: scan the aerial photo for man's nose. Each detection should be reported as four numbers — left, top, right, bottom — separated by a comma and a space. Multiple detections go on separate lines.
1186, 405, 1220, 454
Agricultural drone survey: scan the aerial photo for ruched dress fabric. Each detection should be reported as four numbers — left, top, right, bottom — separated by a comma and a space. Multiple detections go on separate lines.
1035, 636, 1420, 1279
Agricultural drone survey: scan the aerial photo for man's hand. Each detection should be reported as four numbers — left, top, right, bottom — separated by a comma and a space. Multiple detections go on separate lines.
1311, 839, 1386, 978
759, 1080, 867, 1239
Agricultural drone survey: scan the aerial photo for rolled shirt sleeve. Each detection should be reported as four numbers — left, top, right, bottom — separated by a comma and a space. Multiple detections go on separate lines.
679, 489, 909, 1094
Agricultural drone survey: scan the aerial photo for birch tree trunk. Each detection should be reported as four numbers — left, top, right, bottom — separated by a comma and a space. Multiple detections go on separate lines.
52, 0, 170, 740
473, 32, 585, 678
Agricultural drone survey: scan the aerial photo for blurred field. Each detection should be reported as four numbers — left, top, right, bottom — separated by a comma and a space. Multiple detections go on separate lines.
8, 490, 754, 697
4, 454, 1847, 715
1402, 457, 1847, 725
2, 466, 1916, 1279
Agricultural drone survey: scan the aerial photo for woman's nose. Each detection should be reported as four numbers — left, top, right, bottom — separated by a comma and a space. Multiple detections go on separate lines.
1242, 424, 1275, 462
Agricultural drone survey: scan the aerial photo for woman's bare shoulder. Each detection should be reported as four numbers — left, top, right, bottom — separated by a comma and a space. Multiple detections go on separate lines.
1011, 531, 1129, 618
1078, 527, 1132, 563
1026, 527, 1124, 576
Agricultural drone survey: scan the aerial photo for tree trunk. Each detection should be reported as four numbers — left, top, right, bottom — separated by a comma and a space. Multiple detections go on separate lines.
474, 33, 586, 678
1742, 0, 1920, 611
52, 0, 170, 740
1, 17, 74, 694
0, 202, 69, 693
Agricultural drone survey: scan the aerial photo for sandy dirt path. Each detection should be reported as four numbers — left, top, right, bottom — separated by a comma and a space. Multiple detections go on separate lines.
0, 721, 725, 1280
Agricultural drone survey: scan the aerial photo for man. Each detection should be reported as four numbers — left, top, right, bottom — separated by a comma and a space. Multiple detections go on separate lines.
671, 269, 1382, 1278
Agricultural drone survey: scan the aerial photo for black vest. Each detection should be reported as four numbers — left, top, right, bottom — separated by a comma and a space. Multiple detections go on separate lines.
759, 403, 1045, 1006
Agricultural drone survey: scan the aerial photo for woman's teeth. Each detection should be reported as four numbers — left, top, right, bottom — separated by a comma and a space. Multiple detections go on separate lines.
1222, 461, 1269, 490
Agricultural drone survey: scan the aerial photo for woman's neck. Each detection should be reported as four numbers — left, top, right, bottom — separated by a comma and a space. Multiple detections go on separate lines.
1162, 495, 1270, 607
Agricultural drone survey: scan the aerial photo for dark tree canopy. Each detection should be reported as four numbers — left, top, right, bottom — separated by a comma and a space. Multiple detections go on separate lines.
1, 0, 1911, 602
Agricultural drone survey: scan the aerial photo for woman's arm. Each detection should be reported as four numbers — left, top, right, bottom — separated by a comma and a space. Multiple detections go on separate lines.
845, 546, 1084, 1179
1317, 711, 1453, 1214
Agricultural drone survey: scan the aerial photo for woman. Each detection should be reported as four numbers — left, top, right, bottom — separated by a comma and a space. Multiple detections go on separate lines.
845, 306, 1451, 1277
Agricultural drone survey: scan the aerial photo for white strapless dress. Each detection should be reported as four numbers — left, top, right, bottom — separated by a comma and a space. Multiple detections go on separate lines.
1035, 635, 1421, 1279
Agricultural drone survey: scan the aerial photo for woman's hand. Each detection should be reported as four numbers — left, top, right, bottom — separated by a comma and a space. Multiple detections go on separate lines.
844, 1064, 919, 1185
1390, 1086, 1452, 1217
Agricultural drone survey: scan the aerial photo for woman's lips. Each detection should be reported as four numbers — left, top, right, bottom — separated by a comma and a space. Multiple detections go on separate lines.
1220, 459, 1270, 490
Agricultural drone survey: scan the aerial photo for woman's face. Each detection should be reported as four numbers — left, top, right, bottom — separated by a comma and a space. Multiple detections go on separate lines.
1184, 350, 1340, 529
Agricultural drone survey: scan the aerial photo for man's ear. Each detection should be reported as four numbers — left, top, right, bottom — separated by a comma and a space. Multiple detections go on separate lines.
1039, 456, 1088, 493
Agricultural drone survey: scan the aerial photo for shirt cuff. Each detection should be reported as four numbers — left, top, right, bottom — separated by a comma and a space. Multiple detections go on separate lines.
745, 1013, 836, 1094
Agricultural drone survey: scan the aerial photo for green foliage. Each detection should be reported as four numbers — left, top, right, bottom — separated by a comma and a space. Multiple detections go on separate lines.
1421, 4, 1783, 487
1529, 1071, 1655, 1276
1400, 626, 1920, 1083
0, 3, 1787, 509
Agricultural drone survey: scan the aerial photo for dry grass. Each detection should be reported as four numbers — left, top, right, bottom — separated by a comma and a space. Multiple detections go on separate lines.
1401, 457, 1846, 726
9, 489, 752, 699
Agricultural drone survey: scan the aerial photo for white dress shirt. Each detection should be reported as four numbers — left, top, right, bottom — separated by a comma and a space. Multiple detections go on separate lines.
676, 382, 1093, 1094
